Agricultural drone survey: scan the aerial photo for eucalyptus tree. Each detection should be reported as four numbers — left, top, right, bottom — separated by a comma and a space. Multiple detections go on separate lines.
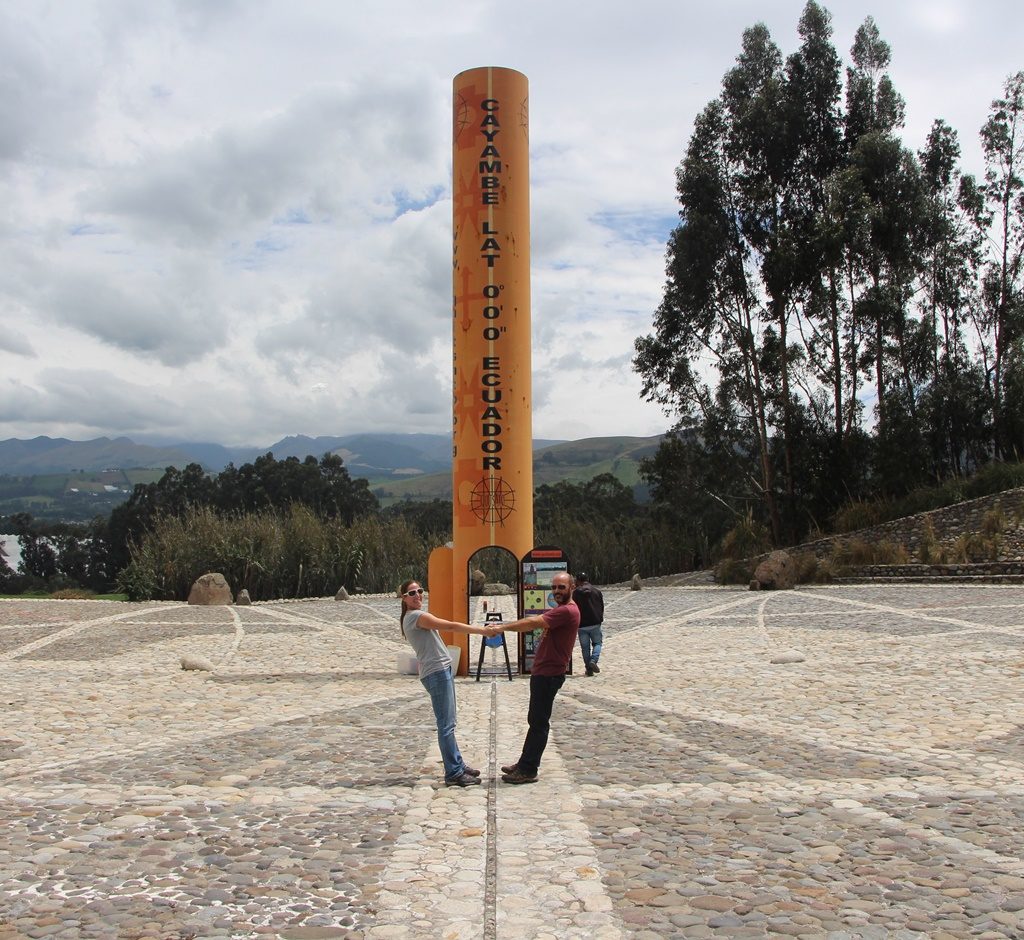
976, 71, 1024, 458
636, 3, 852, 542
635, 94, 784, 541
917, 120, 991, 476
841, 16, 928, 452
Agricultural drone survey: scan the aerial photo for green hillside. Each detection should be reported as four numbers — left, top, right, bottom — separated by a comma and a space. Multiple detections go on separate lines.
370, 435, 662, 504
0, 469, 164, 522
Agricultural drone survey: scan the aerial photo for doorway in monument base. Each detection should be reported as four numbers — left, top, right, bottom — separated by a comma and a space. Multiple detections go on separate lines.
467, 546, 520, 624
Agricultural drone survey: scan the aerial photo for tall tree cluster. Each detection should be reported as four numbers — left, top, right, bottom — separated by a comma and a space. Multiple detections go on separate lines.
635, 2, 1023, 551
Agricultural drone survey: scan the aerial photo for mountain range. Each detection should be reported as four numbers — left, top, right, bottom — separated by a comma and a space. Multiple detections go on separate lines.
0, 434, 666, 519
0, 433, 639, 479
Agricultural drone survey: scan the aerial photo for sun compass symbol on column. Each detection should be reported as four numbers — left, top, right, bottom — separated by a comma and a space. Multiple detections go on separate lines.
469, 476, 516, 525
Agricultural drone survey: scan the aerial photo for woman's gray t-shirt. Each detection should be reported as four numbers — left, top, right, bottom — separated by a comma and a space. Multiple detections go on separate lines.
402, 609, 451, 678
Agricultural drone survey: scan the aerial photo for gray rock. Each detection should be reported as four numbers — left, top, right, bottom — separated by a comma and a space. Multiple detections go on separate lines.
482, 582, 513, 595
753, 550, 795, 590
235, 589, 251, 606
770, 649, 806, 664
334, 586, 350, 601
187, 573, 232, 606
470, 568, 486, 595
180, 654, 216, 672
631, 573, 642, 591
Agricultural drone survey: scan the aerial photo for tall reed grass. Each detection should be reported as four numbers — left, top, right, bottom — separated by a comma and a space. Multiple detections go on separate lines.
117, 505, 432, 601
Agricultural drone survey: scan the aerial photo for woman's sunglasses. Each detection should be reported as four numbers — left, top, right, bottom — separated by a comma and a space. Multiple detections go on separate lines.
403, 588, 424, 597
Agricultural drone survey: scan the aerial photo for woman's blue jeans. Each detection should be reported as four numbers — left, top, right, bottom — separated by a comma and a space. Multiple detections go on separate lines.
420, 666, 465, 780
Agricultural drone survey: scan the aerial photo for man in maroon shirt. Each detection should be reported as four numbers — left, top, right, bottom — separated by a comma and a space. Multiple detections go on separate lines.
498, 572, 581, 784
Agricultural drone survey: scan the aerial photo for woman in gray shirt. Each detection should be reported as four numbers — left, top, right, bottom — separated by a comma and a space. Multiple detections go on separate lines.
400, 579, 494, 787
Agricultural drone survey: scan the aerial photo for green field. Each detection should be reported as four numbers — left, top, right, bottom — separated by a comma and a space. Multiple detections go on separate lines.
0, 468, 165, 522
370, 435, 661, 505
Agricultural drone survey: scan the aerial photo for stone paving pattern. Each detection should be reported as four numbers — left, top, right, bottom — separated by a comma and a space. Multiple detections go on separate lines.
1, 584, 1023, 938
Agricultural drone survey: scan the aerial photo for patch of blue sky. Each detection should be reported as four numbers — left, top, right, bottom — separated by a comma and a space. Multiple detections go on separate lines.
274, 208, 312, 226
592, 210, 678, 246
69, 222, 111, 237
225, 235, 290, 271
391, 185, 446, 219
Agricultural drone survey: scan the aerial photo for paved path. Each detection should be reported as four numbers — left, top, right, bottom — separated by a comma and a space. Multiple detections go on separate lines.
1, 584, 1023, 939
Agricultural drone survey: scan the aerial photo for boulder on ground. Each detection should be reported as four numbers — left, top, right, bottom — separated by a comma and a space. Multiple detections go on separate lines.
753, 551, 795, 590
470, 569, 486, 595
630, 574, 642, 591
188, 573, 232, 606
180, 654, 215, 671
771, 649, 806, 664
235, 589, 251, 606
335, 586, 350, 601
482, 582, 513, 595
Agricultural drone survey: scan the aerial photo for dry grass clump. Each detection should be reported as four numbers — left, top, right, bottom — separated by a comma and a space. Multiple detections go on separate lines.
791, 553, 834, 584
830, 538, 909, 571
714, 558, 754, 584
49, 588, 96, 600
718, 510, 772, 561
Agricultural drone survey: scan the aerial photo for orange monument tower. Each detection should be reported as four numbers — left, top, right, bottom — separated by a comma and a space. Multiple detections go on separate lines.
428, 67, 533, 671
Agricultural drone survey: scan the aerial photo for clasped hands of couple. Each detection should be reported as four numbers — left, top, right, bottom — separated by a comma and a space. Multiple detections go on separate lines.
478, 623, 546, 639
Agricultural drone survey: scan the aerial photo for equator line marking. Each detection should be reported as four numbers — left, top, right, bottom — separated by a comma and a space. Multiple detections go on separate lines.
484, 677, 498, 940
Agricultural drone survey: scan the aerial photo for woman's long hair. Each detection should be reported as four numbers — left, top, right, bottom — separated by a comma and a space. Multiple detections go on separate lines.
399, 579, 417, 631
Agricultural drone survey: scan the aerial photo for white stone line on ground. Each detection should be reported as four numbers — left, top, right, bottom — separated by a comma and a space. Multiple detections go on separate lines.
234, 604, 331, 630
566, 692, 1024, 876
366, 676, 492, 940
587, 778, 1024, 804
829, 797, 1024, 874
0, 685, 425, 782
0, 604, 174, 662
755, 593, 774, 648
0, 780, 418, 809
604, 593, 766, 638
253, 598, 397, 627
573, 683, 1024, 784
40, 619, 235, 627
800, 588, 1024, 633
214, 605, 245, 672
0, 620, 75, 630
493, 683, 622, 940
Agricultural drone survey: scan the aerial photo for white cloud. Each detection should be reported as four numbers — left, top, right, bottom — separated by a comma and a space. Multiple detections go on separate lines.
0, 0, 1019, 446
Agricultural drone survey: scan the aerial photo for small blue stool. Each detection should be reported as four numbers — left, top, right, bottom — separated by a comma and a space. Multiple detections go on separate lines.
476, 611, 513, 681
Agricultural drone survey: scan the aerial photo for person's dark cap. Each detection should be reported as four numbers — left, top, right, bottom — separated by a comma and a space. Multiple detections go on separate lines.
577, 571, 589, 582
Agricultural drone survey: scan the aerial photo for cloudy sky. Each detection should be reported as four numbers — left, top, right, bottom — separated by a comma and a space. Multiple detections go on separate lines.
1, 0, 1019, 447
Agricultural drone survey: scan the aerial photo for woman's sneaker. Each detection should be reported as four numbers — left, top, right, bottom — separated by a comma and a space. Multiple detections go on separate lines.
445, 772, 481, 787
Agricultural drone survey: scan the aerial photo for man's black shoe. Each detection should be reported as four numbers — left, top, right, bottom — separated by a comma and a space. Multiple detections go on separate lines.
501, 768, 538, 785
445, 772, 481, 787
463, 766, 481, 777
591, 662, 601, 674
500, 763, 518, 775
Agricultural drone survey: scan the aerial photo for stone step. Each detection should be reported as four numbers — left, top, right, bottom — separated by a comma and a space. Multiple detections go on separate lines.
835, 574, 1024, 584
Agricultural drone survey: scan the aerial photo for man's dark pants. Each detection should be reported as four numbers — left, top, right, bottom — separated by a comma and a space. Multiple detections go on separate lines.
517, 674, 565, 774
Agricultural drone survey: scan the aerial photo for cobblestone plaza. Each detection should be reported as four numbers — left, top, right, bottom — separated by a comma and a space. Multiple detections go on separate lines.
2, 583, 1023, 938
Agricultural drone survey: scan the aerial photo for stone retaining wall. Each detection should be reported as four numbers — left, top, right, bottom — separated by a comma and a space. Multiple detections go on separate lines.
851, 561, 1024, 577
744, 486, 1024, 571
